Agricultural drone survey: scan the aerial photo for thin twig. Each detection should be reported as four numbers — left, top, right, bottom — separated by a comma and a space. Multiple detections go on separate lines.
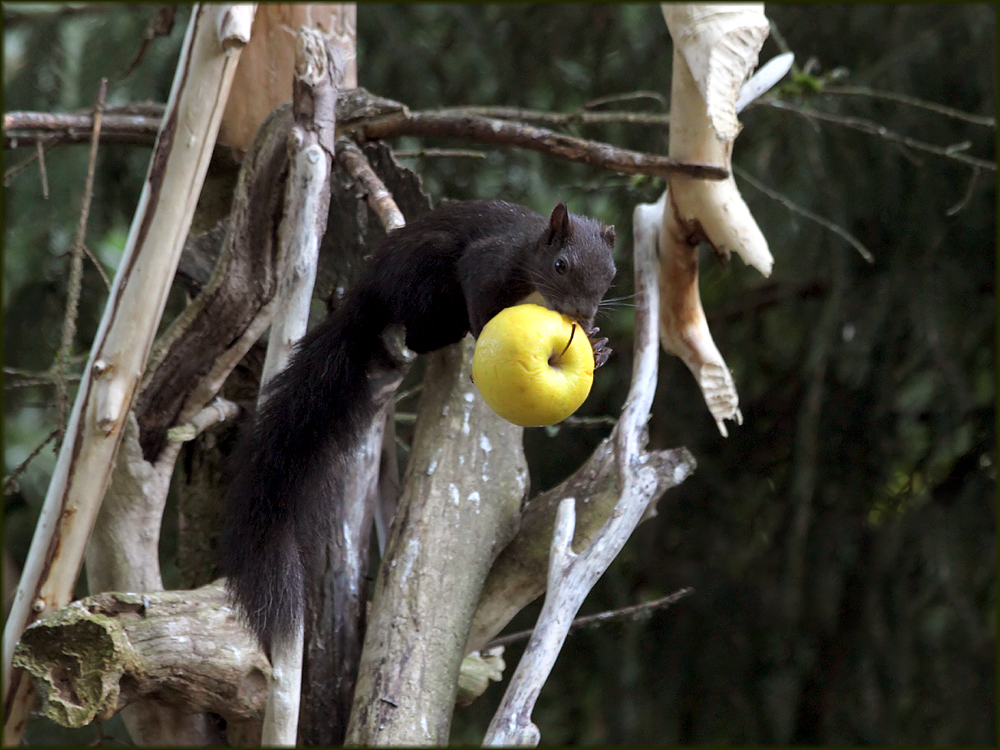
165, 397, 241, 444
122, 6, 177, 77
81, 244, 112, 290
583, 90, 669, 110
822, 85, 996, 128
945, 167, 981, 217
767, 20, 794, 56
53, 78, 107, 443
3, 138, 63, 184
35, 140, 49, 199
393, 383, 423, 404
733, 164, 874, 263
3, 429, 60, 496
393, 148, 487, 159
762, 99, 996, 171
486, 588, 694, 650
4, 366, 83, 389
555, 415, 618, 429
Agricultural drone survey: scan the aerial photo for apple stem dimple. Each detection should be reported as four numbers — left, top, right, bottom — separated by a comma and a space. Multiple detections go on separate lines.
550, 323, 577, 367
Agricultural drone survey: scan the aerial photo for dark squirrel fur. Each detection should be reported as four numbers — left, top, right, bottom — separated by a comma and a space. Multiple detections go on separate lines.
219, 199, 616, 652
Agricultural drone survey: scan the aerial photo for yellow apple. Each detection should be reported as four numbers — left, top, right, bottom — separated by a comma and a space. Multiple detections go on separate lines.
472, 303, 595, 427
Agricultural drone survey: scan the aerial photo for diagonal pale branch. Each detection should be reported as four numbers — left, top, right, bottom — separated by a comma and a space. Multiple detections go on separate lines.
1, 5, 253, 744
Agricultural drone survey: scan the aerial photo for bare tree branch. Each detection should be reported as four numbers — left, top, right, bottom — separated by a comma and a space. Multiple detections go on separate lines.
436, 105, 671, 128
4, 111, 163, 147
2, 430, 59, 497
33, 140, 49, 198
733, 164, 874, 263
53, 79, 107, 446
486, 588, 695, 650
820, 84, 997, 127
761, 99, 997, 171
350, 110, 727, 180
6, 98, 725, 180
395, 147, 487, 159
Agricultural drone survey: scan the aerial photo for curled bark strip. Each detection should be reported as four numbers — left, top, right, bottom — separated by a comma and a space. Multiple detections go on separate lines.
651, 189, 743, 436
216, 3, 255, 49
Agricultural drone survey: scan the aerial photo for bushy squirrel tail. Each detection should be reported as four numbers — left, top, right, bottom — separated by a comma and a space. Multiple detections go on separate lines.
219, 301, 383, 653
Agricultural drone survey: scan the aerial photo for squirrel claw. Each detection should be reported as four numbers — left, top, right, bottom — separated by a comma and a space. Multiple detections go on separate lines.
591, 338, 611, 368
586, 325, 611, 368
590, 339, 612, 369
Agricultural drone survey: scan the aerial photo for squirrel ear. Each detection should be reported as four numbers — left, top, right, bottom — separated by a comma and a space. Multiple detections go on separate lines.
602, 225, 616, 247
546, 203, 570, 244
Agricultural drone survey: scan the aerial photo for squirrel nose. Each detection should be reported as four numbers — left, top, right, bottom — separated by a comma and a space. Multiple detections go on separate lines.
578, 304, 598, 325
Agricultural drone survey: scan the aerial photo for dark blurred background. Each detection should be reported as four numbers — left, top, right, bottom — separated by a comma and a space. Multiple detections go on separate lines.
4, 4, 995, 745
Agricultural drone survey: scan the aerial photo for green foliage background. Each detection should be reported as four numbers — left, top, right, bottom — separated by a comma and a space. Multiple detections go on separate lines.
3, 3, 995, 745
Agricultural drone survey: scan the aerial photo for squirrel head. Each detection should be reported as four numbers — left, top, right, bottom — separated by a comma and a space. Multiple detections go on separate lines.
531, 203, 617, 326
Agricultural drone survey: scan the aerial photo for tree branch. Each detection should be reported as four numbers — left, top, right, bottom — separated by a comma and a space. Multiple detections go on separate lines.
486, 587, 694, 650
762, 98, 997, 171
336, 138, 405, 232
349, 110, 727, 180
733, 164, 874, 263
11, 584, 269, 731
820, 84, 996, 128
436, 104, 671, 128
4, 111, 164, 147
2, 6, 253, 745
54, 79, 106, 445
5, 94, 728, 181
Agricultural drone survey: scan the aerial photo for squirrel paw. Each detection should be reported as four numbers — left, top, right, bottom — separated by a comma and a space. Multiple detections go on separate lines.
587, 326, 612, 368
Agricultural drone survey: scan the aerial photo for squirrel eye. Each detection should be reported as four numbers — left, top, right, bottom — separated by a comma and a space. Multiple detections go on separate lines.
554, 257, 568, 274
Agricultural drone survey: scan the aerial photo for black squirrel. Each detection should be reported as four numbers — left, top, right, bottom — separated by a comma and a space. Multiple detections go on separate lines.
219, 199, 616, 652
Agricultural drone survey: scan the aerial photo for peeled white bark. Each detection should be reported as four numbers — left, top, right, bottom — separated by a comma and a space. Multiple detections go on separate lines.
657, 3, 774, 435
663, 4, 770, 143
